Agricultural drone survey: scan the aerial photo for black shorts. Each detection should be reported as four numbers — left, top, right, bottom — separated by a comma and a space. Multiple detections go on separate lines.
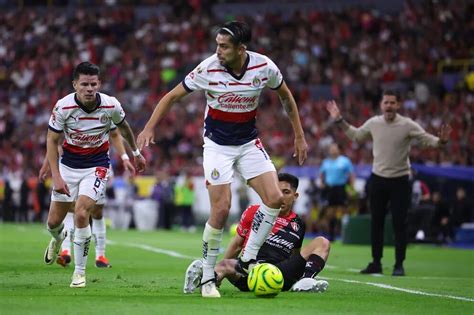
229, 254, 307, 292
326, 185, 347, 206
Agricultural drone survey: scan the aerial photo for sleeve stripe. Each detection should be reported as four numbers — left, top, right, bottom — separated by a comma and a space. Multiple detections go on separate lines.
182, 81, 193, 93
115, 116, 126, 126
48, 125, 62, 133
271, 79, 284, 90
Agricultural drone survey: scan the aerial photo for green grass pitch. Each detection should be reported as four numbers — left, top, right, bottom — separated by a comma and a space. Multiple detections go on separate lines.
1, 223, 473, 314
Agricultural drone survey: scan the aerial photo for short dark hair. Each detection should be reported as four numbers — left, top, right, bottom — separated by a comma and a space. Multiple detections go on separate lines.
73, 62, 100, 80
382, 89, 400, 102
278, 173, 299, 191
217, 21, 251, 46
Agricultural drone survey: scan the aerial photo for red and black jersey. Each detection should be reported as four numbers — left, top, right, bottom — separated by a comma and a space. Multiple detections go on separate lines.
237, 204, 306, 264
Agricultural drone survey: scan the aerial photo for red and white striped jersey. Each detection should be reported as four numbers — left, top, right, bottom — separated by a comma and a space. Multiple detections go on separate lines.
182, 51, 283, 145
48, 92, 125, 169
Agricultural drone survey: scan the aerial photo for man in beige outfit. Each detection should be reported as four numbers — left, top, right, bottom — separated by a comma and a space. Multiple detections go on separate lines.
326, 90, 451, 276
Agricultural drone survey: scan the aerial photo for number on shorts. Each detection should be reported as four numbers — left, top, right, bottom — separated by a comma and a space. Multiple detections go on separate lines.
94, 178, 101, 188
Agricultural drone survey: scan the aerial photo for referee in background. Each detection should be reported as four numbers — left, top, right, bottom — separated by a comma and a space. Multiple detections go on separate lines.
326, 91, 452, 276
319, 143, 355, 241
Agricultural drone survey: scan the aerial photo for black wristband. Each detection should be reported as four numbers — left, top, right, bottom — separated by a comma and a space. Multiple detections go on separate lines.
335, 117, 344, 123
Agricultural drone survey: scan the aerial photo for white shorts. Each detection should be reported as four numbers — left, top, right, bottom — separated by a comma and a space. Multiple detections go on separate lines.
96, 192, 106, 205
203, 137, 276, 185
51, 164, 110, 203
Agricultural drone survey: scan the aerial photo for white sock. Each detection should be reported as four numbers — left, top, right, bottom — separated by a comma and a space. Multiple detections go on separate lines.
201, 222, 223, 283
62, 212, 75, 253
241, 204, 279, 262
47, 222, 64, 241
92, 217, 106, 258
73, 225, 92, 275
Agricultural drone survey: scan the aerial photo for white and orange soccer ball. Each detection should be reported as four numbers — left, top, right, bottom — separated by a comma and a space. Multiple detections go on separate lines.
247, 263, 284, 297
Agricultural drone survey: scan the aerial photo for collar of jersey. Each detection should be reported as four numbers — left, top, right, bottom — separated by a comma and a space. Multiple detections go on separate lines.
279, 210, 296, 220
74, 93, 102, 113
224, 53, 250, 80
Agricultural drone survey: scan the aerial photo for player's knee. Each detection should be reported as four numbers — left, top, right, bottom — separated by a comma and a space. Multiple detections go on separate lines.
262, 191, 284, 209
314, 236, 331, 254
47, 211, 65, 229
212, 200, 231, 216
74, 203, 92, 225
47, 219, 61, 230
91, 205, 103, 219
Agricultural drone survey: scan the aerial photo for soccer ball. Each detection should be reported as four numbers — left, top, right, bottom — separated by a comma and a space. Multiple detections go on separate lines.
247, 263, 284, 297
229, 223, 238, 236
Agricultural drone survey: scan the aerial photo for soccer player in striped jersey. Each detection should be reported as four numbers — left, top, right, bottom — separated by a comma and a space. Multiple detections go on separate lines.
39, 128, 136, 268
43, 62, 146, 288
137, 21, 308, 298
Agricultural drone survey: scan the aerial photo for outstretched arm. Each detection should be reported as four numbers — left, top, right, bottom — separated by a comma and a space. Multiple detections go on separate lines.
223, 234, 245, 259
276, 82, 308, 165
137, 84, 188, 150
409, 121, 452, 148
326, 100, 371, 142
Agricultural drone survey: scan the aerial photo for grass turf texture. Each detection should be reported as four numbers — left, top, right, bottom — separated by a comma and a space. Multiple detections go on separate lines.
1, 223, 473, 315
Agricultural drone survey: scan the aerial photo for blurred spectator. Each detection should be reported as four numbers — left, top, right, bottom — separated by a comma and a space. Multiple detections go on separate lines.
430, 191, 452, 243
0, 2, 472, 181
151, 171, 175, 230
174, 173, 195, 232
35, 180, 49, 222
411, 178, 431, 208
451, 187, 472, 228
19, 173, 29, 222
304, 178, 322, 233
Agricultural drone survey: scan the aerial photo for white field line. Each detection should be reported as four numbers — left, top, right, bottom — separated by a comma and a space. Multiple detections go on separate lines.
108, 241, 474, 303
319, 276, 474, 302
107, 240, 198, 260
326, 264, 469, 280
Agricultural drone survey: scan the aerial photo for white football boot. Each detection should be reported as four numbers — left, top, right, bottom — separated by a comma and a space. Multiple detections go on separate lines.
201, 279, 221, 298
290, 278, 329, 293
44, 229, 67, 265
183, 259, 203, 294
70, 272, 86, 288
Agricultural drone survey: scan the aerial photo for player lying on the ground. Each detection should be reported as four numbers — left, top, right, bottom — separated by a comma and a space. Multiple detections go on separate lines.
184, 173, 330, 293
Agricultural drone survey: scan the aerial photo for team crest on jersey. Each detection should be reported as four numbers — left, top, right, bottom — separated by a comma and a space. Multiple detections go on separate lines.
291, 222, 299, 232
211, 168, 220, 180
189, 72, 195, 80
252, 77, 261, 87
100, 114, 108, 124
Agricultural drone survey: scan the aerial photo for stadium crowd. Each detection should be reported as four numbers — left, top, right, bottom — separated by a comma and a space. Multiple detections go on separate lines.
0, 1, 472, 178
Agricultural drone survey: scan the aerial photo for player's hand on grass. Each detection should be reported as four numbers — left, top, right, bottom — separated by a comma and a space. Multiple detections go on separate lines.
137, 128, 155, 151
